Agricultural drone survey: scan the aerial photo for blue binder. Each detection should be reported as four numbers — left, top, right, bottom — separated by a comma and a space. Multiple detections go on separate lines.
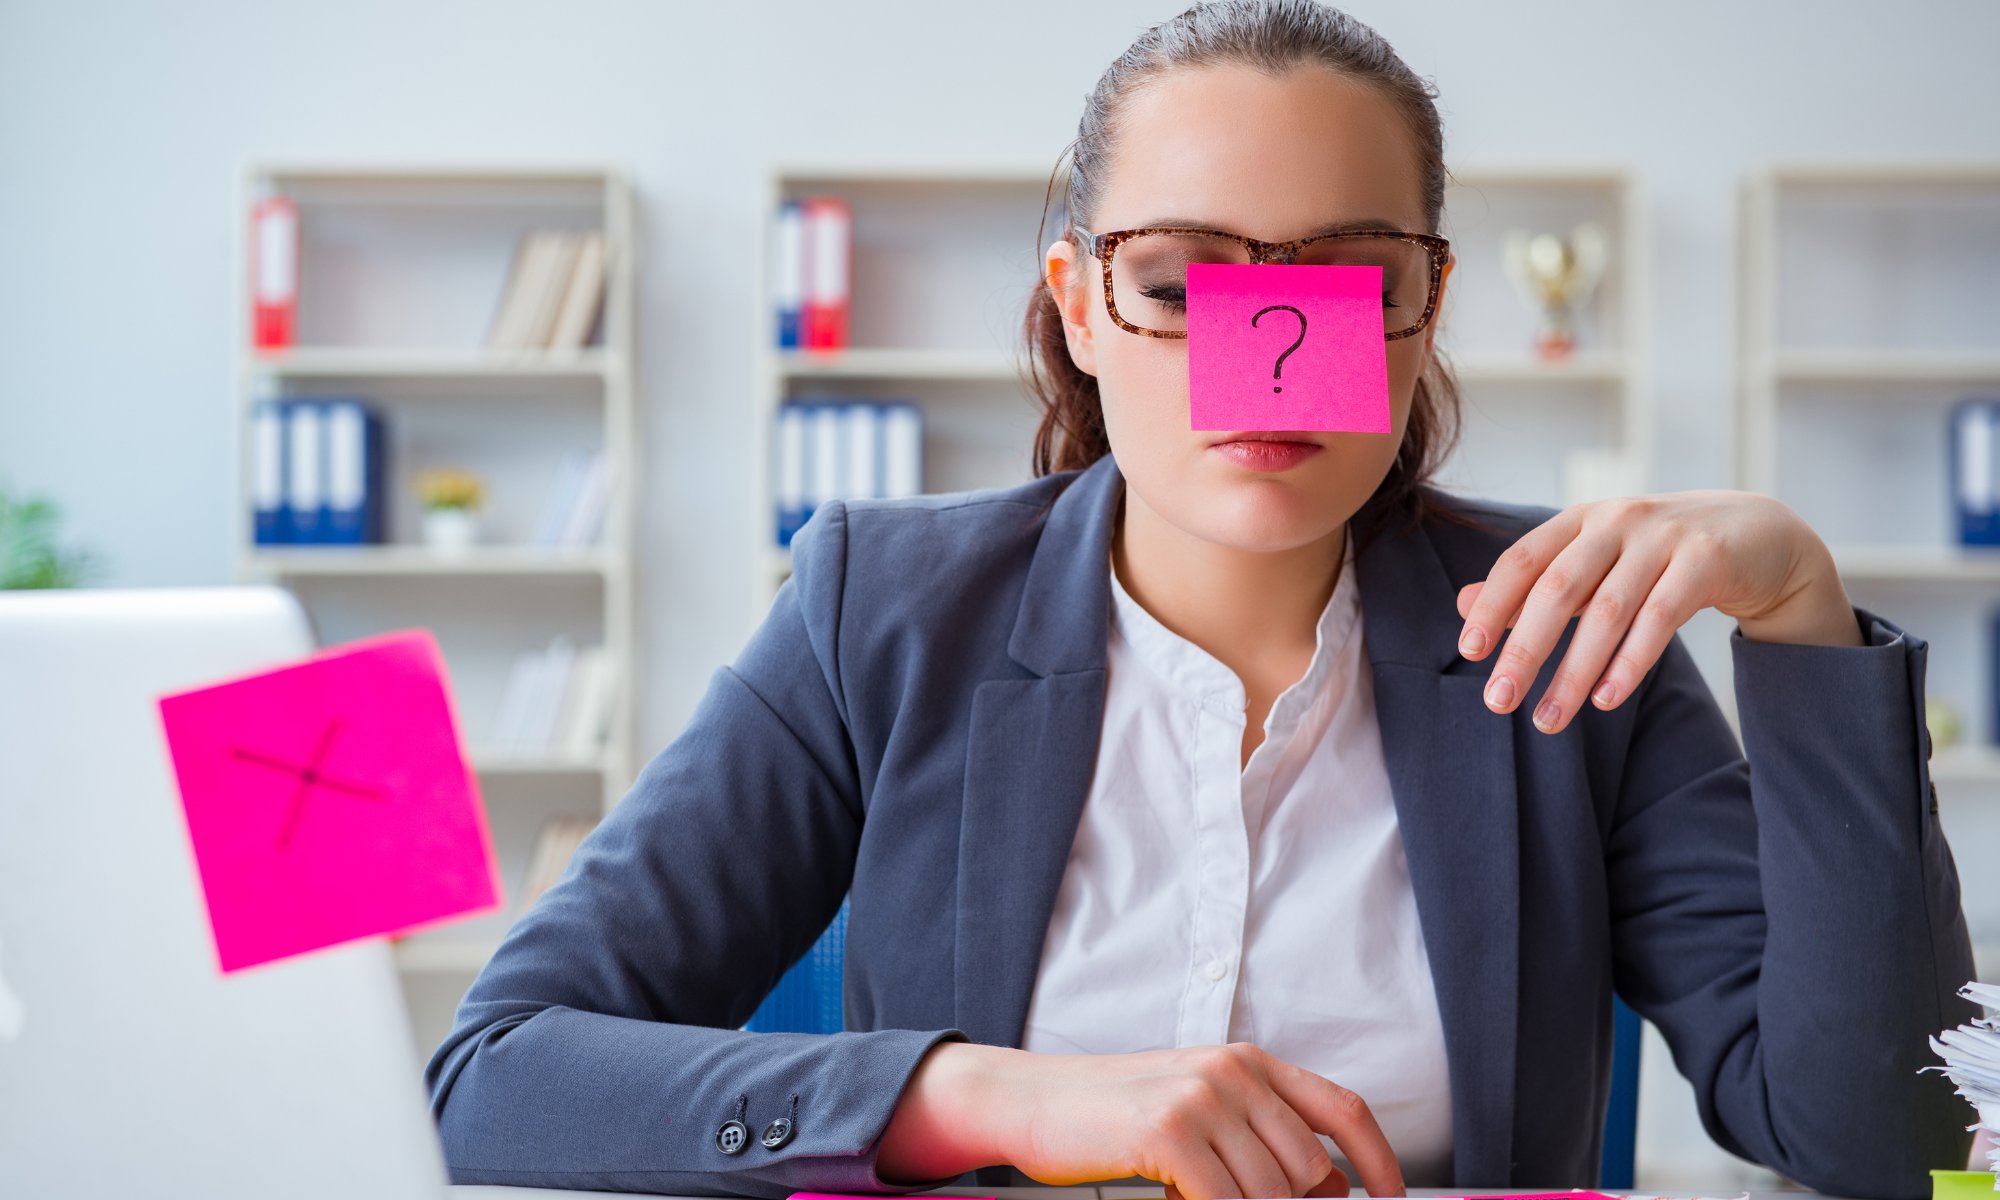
1949, 395, 2000, 545
283, 400, 328, 544
773, 199, 804, 350
251, 396, 288, 545
261, 397, 386, 544
321, 397, 385, 545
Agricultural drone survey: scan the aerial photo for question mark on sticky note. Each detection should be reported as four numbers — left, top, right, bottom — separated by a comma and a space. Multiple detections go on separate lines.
1186, 262, 1391, 434
1252, 304, 1308, 393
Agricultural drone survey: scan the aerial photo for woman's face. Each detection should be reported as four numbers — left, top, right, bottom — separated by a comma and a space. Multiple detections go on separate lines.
1047, 64, 1450, 554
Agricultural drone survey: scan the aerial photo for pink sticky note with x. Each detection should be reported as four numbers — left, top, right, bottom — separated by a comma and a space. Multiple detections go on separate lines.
156, 628, 501, 973
1187, 262, 1392, 433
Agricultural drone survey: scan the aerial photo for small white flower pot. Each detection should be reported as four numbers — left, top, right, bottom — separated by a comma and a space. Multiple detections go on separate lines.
422, 507, 479, 554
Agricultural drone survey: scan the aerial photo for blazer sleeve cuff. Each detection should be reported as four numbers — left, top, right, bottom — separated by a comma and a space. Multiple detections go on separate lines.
1729, 601, 1932, 823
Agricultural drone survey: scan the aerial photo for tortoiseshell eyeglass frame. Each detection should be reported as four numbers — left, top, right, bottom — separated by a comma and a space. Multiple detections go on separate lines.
1071, 224, 1453, 340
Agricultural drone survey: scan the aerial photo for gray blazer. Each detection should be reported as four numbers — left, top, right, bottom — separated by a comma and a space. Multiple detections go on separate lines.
424, 450, 1979, 1199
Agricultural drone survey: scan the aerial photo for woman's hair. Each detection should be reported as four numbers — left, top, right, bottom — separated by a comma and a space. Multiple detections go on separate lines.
1024, 0, 1486, 549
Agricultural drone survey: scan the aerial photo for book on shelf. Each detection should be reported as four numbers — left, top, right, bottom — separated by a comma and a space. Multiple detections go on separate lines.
516, 815, 600, 916
488, 636, 616, 757
549, 231, 608, 350
532, 447, 611, 549
773, 399, 922, 547
486, 229, 608, 352
768, 197, 850, 351
253, 395, 386, 545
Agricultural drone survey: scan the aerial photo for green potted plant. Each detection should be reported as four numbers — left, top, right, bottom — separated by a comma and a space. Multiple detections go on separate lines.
0, 484, 98, 589
414, 467, 486, 554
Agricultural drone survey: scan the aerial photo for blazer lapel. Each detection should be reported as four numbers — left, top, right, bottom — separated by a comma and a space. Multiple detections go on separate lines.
1356, 495, 1522, 1188
954, 453, 1121, 1050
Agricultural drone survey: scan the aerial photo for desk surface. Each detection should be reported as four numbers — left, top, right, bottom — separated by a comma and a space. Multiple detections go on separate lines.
446, 1188, 1811, 1200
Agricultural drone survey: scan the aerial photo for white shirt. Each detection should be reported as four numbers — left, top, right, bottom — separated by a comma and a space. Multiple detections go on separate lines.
1019, 528, 1456, 1186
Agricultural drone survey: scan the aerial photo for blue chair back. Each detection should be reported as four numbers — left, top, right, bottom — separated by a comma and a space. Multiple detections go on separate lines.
745, 898, 849, 1035
748, 904, 1644, 1189
1602, 993, 1642, 1188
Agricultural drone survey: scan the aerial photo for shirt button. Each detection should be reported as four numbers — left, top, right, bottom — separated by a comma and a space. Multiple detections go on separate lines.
715, 1119, 750, 1155
760, 1117, 796, 1150
1204, 959, 1228, 982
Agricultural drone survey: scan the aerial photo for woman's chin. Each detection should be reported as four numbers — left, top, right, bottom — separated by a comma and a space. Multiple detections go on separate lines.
1176, 495, 1344, 555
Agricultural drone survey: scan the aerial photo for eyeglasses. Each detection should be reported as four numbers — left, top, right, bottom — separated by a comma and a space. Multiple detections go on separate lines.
1071, 224, 1451, 340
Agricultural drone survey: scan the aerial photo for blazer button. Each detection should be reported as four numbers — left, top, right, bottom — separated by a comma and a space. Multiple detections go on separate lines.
760, 1117, 796, 1149
716, 1119, 750, 1155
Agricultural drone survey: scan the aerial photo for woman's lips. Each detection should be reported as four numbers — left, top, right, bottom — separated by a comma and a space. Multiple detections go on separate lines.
1210, 438, 1324, 472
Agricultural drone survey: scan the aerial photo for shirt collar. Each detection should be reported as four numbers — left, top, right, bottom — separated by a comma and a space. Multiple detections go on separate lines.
1107, 525, 1361, 725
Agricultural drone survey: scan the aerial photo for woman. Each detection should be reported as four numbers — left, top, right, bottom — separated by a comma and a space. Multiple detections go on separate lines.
423, 4, 1978, 1198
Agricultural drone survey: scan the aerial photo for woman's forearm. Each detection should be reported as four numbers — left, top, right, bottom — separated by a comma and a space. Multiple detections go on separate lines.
876, 1040, 1021, 1184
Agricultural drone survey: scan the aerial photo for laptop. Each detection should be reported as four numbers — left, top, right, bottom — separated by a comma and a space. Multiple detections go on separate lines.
0, 586, 450, 1199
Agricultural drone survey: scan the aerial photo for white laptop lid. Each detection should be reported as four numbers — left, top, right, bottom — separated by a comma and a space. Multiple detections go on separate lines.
0, 586, 448, 1199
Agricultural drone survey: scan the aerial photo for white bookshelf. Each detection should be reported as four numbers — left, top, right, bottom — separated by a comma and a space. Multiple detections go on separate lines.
1735, 163, 2000, 974
749, 162, 1650, 607
229, 164, 641, 1019
1427, 165, 1652, 510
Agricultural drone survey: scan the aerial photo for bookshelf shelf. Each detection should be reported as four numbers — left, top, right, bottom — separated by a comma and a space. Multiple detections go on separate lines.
1449, 349, 1632, 385
1828, 544, 2000, 583
1766, 349, 2000, 386
242, 545, 620, 577
774, 346, 1024, 381
770, 346, 1639, 387
392, 935, 503, 974
232, 162, 642, 1018
466, 748, 610, 776
1928, 744, 2000, 788
246, 346, 619, 380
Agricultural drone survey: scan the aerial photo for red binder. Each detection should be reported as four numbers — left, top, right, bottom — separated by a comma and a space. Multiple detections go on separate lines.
250, 193, 298, 350
801, 196, 850, 350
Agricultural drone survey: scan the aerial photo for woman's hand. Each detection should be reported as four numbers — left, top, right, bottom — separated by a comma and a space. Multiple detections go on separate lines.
1453, 490, 1865, 735
875, 1040, 1405, 1200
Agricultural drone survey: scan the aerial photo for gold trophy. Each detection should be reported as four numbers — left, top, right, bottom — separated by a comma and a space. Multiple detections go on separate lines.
1502, 221, 1608, 360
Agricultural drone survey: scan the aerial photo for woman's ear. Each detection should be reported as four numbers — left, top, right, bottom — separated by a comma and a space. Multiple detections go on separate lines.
1046, 239, 1098, 377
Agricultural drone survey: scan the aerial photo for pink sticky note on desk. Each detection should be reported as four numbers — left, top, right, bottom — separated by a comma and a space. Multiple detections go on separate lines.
156, 628, 501, 973
792, 1196, 994, 1200
792, 1195, 994, 1200
1187, 262, 1392, 433
1444, 1192, 1625, 1200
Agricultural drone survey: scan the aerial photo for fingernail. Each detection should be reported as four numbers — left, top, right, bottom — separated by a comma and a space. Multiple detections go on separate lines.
1534, 698, 1560, 731
1459, 626, 1487, 656
1593, 680, 1617, 707
1485, 674, 1515, 710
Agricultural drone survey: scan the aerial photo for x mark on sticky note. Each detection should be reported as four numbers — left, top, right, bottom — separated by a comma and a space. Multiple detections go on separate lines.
229, 715, 387, 851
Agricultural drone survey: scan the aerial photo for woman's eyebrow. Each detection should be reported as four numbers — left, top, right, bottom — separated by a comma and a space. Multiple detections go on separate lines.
1142, 216, 1407, 236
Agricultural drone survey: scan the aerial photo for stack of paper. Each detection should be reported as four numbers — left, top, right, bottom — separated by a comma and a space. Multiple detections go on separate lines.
1926, 980, 2000, 1177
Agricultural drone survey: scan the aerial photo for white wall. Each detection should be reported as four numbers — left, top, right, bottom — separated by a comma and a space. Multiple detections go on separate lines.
5, 0, 1997, 1189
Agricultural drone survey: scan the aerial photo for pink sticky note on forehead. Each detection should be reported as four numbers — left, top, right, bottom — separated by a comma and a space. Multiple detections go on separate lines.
156, 628, 501, 973
1187, 262, 1392, 433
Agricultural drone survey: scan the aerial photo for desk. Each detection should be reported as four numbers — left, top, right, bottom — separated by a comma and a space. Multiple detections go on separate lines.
445, 1188, 1832, 1200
